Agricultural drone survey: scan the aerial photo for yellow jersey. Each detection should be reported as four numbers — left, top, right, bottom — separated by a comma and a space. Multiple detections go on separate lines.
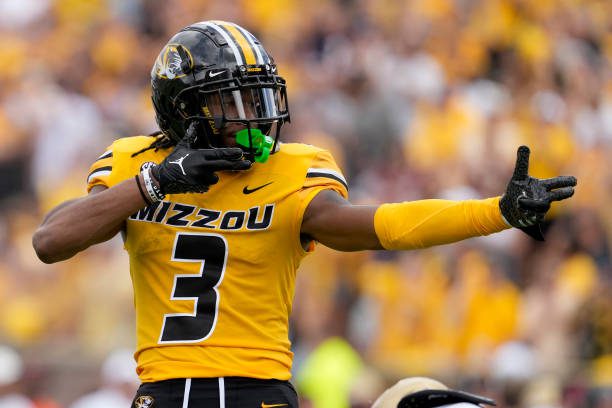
86, 136, 348, 382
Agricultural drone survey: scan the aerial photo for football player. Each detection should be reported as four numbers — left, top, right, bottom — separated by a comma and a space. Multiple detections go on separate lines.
33, 20, 576, 408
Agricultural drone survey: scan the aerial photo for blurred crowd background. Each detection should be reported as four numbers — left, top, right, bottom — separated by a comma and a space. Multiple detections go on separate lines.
0, 0, 610, 407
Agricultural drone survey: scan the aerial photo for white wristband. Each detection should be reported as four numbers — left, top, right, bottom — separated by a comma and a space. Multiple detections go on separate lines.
141, 167, 165, 203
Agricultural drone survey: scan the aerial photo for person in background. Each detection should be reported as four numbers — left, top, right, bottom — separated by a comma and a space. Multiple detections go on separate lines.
69, 348, 139, 408
0, 345, 34, 408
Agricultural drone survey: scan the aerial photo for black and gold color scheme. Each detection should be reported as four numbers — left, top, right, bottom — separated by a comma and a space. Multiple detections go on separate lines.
87, 136, 348, 382
151, 20, 289, 157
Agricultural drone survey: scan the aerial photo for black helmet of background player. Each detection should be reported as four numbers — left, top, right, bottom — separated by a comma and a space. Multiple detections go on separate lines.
150, 20, 290, 154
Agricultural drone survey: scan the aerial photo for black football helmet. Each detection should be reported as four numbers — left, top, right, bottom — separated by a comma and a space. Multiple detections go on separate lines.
151, 20, 290, 155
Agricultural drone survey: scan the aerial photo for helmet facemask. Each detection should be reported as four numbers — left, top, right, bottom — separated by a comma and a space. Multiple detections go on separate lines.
173, 68, 289, 162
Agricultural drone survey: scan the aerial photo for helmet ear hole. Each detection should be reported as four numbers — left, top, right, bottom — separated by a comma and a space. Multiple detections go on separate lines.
175, 92, 200, 118
175, 101, 188, 118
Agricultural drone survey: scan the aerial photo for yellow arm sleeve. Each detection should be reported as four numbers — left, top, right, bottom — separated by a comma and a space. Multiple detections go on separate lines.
374, 197, 510, 250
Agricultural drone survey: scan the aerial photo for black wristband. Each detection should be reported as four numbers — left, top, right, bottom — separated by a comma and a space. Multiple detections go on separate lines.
135, 175, 152, 206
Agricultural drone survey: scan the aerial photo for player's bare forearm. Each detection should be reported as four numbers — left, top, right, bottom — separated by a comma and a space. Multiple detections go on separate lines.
33, 177, 148, 263
302, 190, 510, 252
301, 190, 383, 251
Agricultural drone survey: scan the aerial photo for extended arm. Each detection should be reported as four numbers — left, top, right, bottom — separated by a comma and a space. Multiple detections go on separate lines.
301, 190, 382, 251
300, 190, 507, 251
301, 146, 576, 251
32, 178, 147, 264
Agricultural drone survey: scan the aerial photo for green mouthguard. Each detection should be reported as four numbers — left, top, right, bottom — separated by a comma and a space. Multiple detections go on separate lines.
235, 128, 274, 163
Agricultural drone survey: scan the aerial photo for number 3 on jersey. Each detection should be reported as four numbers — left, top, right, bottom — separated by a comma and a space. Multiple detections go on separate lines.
159, 233, 228, 343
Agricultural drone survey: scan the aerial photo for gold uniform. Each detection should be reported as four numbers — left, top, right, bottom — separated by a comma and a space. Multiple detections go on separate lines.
87, 136, 348, 382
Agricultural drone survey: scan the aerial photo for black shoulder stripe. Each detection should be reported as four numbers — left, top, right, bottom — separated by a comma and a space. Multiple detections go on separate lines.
95, 151, 113, 161
87, 166, 112, 182
306, 172, 348, 190
88, 166, 112, 177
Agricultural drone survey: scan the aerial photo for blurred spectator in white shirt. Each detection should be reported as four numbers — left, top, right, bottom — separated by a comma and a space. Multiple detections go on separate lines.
69, 348, 138, 408
0, 345, 34, 408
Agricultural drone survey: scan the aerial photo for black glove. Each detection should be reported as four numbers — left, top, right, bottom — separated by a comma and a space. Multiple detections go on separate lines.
499, 145, 576, 241
152, 122, 252, 194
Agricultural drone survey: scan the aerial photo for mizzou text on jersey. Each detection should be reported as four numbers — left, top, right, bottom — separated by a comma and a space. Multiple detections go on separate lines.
87, 136, 348, 382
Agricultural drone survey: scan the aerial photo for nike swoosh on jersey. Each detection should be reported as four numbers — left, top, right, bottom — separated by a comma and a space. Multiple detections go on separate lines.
243, 181, 274, 194
261, 403, 288, 408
